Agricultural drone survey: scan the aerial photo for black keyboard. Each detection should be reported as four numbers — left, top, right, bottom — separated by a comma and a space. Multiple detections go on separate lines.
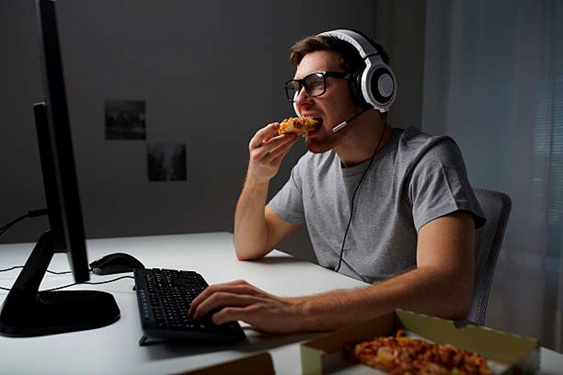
133, 268, 246, 346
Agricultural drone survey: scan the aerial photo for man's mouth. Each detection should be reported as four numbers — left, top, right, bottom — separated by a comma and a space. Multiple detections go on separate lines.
304, 118, 323, 138
312, 117, 323, 130
304, 116, 321, 130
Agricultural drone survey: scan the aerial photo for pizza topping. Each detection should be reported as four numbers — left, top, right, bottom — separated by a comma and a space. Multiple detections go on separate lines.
277, 117, 319, 136
348, 330, 492, 375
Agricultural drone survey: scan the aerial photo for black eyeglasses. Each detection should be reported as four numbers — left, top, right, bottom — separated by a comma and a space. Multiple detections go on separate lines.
284, 71, 351, 102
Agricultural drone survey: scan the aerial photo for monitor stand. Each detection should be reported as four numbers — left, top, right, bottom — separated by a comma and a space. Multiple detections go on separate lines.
0, 230, 120, 337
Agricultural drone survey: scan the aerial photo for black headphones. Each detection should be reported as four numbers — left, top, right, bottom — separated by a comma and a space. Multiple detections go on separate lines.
318, 29, 397, 112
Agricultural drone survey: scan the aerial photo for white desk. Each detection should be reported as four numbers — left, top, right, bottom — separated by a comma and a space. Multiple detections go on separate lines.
0, 232, 561, 374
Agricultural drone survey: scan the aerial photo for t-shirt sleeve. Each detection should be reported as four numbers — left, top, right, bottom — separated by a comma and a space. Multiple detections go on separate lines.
408, 138, 486, 231
269, 162, 306, 225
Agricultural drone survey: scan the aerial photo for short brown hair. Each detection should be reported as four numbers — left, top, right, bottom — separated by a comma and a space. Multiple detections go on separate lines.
289, 32, 390, 75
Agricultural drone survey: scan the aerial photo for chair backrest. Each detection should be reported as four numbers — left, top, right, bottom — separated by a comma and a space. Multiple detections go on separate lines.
467, 188, 512, 325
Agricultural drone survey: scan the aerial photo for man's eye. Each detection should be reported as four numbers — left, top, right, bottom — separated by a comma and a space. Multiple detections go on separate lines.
309, 80, 324, 89
288, 82, 300, 91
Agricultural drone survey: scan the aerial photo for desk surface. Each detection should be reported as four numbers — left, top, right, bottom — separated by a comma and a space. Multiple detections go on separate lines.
0, 232, 561, 374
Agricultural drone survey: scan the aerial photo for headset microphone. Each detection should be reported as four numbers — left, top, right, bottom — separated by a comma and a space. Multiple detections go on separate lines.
332, 108, 370, 133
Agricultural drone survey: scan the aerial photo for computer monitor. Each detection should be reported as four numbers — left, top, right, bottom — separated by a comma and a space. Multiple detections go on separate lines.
0, 0, 120, 337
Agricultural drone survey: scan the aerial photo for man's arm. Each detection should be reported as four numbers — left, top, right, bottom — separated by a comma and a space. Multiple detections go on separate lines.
234, 197, 300, 260
233, 123, 300, 260
190, 210, 475, 333
291, 210, 476, 331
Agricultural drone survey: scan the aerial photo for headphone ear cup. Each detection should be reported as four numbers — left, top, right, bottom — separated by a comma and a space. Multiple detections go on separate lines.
366, 65, 395, 110
350, 70, 370, 108
318, 29, 396, 112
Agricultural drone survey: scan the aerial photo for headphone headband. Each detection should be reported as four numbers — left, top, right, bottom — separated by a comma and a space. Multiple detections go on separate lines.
319, 29, 378, 59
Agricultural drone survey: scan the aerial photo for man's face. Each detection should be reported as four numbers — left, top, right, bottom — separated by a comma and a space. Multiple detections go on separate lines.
293, 50, 360, 153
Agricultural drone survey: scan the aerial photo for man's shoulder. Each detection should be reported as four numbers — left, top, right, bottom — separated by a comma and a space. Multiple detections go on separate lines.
396, 126, 458, 155
398, 126, 450, 143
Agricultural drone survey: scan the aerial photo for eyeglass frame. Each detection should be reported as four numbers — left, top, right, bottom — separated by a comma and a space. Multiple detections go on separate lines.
284, 71, 352, 103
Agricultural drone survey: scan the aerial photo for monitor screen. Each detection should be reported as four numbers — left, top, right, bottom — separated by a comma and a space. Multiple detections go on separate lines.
0, 0, 119, 337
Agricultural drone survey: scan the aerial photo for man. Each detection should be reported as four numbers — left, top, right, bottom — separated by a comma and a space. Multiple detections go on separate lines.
189, 29, 484, 334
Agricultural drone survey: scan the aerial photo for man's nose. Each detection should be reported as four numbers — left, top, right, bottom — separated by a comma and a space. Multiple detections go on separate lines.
294, 86, 313, 108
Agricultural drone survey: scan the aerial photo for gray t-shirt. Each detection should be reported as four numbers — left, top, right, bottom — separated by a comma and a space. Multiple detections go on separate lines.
269, 127, 485, 283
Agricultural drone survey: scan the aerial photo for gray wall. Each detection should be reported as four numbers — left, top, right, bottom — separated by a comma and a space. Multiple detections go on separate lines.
376, 0, 426, 130
0, 0, 381, 262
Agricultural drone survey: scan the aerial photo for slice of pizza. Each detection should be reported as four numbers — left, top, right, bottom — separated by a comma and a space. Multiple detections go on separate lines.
277, 117, 319, 136
349, 330, 493, 375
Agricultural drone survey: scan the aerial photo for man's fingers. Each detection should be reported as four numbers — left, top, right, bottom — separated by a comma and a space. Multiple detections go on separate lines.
211, 304, 260, 326
192, 291, 259, 321
260, 135, 298, 164
249, 123, 278, 149
188, 280, 263, 319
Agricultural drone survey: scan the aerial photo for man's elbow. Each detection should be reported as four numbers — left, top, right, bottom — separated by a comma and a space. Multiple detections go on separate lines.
234, 246, 267, 261
235, 251, 260, 261
451, 293, 473, 320
443, 277, 474, 320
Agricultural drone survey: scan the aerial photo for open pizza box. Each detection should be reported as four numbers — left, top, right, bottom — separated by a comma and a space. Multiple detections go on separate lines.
301, 309, 539, 374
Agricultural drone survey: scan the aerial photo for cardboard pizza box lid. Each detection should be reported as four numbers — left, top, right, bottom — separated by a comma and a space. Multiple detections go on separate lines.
178, 352, 274, 375
301, 309, 539, 374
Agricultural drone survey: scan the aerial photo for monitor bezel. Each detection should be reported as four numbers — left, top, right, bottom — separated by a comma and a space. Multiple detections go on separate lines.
36, 0, 89, 282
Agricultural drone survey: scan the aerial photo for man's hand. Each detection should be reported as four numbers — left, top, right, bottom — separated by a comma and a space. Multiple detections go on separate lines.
246, 123, 298, 184
188, 280, 305, 334
233, 123, 301, 261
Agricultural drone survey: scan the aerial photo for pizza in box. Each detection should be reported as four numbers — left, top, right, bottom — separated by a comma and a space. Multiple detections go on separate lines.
347, 330, 504, 374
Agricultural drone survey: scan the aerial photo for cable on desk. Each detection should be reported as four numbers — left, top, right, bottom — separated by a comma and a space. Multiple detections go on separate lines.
0, 208, 48, 237
0, 266, 24, 273
0, 272, 134, 293
44, 275, 134, 292
0, 266, 71, 275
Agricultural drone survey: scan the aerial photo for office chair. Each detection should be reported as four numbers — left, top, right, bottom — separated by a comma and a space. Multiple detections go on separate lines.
466, 188, 512, 325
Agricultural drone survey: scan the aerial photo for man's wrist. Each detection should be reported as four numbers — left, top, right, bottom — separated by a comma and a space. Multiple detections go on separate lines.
284, 296, 307, 332
243, 174, 271, 190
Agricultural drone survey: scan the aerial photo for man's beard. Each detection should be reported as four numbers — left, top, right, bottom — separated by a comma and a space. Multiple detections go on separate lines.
304, 130, 343, 153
